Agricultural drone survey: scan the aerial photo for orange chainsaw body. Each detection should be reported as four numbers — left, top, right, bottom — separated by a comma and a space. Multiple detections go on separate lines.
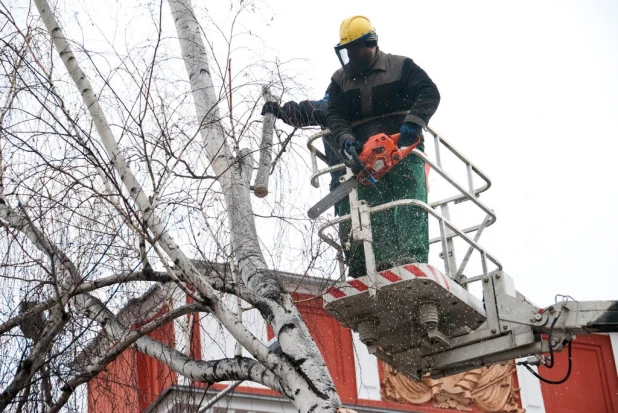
357, 133, 417, 185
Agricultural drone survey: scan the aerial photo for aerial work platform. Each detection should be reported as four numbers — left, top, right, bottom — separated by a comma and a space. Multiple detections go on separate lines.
307, 121, 618, 382
323, 263, 617, 380
324, 263, 486, 352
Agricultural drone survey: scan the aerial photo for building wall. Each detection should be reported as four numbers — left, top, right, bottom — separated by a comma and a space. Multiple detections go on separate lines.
89, 294, 618, 413
88, 349, 141, 413
88, 306, 177, 412
538, 334, 618, 413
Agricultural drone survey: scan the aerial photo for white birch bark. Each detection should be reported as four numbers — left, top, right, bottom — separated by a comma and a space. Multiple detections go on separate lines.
254, 86, 278, 197
74, 294, 282, 387
168, 1, 343, 411
168, 0, 281, 301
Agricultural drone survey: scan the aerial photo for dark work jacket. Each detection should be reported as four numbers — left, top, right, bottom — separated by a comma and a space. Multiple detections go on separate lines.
327, 50, 440, 151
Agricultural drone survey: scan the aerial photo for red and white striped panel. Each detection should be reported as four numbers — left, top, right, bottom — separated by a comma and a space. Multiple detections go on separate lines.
324, 263, 485, 315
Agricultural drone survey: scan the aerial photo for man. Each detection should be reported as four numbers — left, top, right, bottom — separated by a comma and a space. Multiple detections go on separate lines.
261, 90, 344, 191
327, 15, 440, 278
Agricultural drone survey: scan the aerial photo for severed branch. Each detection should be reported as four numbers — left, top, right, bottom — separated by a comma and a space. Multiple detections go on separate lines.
253, 85, 278, 198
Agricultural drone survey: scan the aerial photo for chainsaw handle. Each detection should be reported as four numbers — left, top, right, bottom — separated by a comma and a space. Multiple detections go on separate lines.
391, 133, 419, 161
399, 140, 419, 159
348, 148, 363, 174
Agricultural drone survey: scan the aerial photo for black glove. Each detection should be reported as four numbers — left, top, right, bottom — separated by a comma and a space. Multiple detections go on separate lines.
261, 101, 282, 118
399, 122, 423, 147
339, 135, 363, 174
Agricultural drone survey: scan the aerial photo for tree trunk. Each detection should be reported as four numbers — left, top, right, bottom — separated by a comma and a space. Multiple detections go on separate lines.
168, 1, 342, 411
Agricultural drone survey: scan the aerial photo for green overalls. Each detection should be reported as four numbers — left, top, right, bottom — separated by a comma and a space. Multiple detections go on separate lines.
335, 153, 428, 278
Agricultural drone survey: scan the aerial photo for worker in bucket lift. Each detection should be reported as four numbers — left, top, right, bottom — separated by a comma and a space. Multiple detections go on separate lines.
327, 15, 440, 278
261, 88, 345, 191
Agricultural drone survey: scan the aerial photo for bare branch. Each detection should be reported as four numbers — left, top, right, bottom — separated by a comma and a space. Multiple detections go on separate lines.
74, 294, 282, 388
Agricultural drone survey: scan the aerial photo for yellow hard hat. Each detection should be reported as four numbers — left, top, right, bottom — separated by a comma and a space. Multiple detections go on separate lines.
337, 15, 378, 47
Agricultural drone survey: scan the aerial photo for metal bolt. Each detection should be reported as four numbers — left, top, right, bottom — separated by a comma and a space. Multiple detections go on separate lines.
418, 302, 439, 329
550, 340, 557, 347
495, 274, 501, 279
534, 313, 543, 321
529, 316, 536, 322
358, 319, 379, 347
483, 277, 489, 283
502, 324, 508, 330
491, 328, 497, 334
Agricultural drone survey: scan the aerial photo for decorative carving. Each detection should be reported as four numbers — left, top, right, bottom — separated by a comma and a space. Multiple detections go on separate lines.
381, 362, 524, 412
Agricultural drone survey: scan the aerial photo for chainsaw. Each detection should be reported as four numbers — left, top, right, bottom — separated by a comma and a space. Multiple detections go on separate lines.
307, 132, 418, 219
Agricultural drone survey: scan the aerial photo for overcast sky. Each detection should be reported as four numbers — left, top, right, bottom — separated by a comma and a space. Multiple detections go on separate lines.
255, 0, 618, 305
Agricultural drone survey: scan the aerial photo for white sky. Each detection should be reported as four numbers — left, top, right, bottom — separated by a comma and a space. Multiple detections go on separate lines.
256, 0, 618, 305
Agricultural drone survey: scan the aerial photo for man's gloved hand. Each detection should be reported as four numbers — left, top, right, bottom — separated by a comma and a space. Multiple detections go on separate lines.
339, 135, 363, 174
399, 122, 423, 147
261, 101, 282, 118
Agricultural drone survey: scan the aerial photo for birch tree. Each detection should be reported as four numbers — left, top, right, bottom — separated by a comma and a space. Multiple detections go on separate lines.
0, 0, 345, 412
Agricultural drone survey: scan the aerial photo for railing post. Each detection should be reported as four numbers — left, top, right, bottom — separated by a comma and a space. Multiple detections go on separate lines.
349, 182, 378, 297
439, 204, 458, 280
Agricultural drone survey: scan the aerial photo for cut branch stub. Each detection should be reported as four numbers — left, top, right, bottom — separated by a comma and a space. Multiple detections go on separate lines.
253, 85, 279, 198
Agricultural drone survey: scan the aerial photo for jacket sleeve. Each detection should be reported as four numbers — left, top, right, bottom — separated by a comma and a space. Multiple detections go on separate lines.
281, 98, 328, 128
279, 86, 329, 128
402, 58, 441, 128
326, 78, 354, 147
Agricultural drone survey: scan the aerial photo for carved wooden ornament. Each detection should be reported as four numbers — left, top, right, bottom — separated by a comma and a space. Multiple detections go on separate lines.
381, 362, 524, 412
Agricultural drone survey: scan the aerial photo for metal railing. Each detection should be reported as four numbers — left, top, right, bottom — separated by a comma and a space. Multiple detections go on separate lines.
307, 118, 501, 285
